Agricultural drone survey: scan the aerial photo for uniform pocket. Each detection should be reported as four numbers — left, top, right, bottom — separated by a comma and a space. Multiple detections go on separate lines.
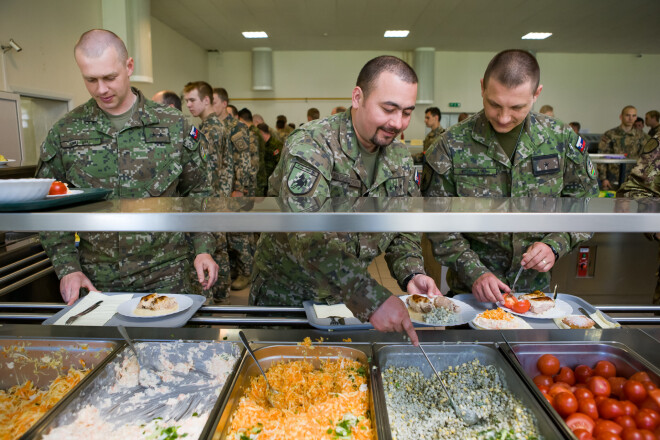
455, 167, 504, 197
146, 159, 183, 196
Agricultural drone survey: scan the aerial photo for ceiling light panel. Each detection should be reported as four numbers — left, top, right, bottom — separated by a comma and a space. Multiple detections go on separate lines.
242, 31, 268, 39
384, 30, 409, 38
521, 32, 552, 40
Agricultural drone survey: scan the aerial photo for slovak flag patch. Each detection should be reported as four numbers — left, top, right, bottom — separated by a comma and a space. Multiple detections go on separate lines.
576, 136, 586, 153
414, 169, 421, 186
190, 126, 199, 140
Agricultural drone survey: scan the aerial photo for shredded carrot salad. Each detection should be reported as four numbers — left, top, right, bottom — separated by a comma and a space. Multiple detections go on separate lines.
0, 367, 88, 440
479, 308, 515, 321
228, 358, 374, 440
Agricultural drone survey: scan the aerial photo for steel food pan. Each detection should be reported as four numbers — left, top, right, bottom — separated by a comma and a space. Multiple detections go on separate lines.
30, 340, 241, 440
211, 343, 376, 439
371, 343, 566, 440
0, 338, 119, 440
499, 341, 660, 439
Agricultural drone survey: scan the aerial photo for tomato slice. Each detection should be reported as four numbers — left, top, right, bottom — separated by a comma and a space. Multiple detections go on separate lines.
511, 299, 531, 314
502, 293, 517, 309
566, 412, 596, 434
48, 181, 68, 195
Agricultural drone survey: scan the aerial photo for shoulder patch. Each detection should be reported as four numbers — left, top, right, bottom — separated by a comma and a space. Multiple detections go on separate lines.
287, 161, 320, 195
586, 156, 597, 179
575, 136, 586, 153
190, 125, 200, 140
643, 137, 659, 154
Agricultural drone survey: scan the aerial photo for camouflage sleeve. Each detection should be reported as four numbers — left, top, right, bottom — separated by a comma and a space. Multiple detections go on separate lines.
35, 128, 82, 278
422, 138, 492, 287
178, 119, 215, 255
231, 125, 252, 193
383, 233, 425, 288
597, 131, 613, 181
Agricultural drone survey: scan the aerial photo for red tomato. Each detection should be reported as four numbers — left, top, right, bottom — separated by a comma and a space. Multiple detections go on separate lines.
634, 409, 660, 430
576, 365, 595, 384
537, 354, 561, 376
624, 381, 648, 404
595, 361, 617, 379
576, 388, 596, 401
621, 428, 644, 440
610, 377, 628, 399
574, 429, 594, 440
596, 433, 622, 440
640, 397, 660, 413
543, 390, 555, 407
594, 419, 624, 436
538, 385, 550, 394
550, 382, 573, 397
648, 389, 660, 408
589, 376, 613, 397
636, 429, 655, 440
641, 381, 657, 393
614, 415, 637, 430
596, 395, 609, 405
622, 401, 639, 416
556, 392, 579, 417
48, 181, 68, 195
630, 372, 652, 384
511, 299, 531, 314
579, 397, 600, 420
599, 398, 625, 420
534, 374, 554, 388
567, 413, 597, 434
503, 293, 517, 309
556, 366, 577, 386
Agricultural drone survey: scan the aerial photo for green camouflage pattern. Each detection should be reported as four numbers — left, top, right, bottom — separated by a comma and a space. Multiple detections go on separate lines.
422, 110, 599, 294
276, 125, 294, 143
36, 88, 215, 292
228, 231, 254, 279
263, 135, 283, 186
423, 126, 445, 152
249, 125, 266, 196
598, 125, 650, 185
251, 110, 425, 321
618, 133, 660, 198
221, 115, 252, 195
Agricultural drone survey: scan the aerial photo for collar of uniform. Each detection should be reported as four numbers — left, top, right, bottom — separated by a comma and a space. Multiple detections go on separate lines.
513, 113, 546, 164
470, 110, 513, 167
341, 111, 370, 189
83, 87, 158, 134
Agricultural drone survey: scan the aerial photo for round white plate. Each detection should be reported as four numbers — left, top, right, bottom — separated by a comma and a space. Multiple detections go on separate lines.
47, 189, 84, 198
470, 314, 533, 330
399, 295, 478, 326
0, 159, 16, 167
497, 297, 572, 319
117, 294, 193, 318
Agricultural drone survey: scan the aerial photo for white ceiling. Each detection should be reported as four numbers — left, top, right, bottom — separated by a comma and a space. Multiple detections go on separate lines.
151, 0, 660, 54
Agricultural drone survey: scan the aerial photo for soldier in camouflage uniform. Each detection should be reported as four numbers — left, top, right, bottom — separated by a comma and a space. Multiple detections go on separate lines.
422, 49, 599, 303
598, 106, 650, 190
257, 122, 284, 189
237, 108, 264, 196
36, 30, 218, 305
413, 107, 444, 163
618, 133, 660, 305
183, 81, 232, 302
251, 56, 444, 345
212, 88, 255, 290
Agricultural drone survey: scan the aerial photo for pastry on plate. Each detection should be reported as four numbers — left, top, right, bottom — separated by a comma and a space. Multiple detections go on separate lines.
561, 315, 595, 329
406, 294, 434, 313
519, 290, 555, 314
134, 293, 179, 316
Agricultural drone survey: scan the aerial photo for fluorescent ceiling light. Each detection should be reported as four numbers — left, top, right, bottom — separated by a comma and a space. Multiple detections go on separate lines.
242, 31, 268, 39
521, 32, 552, 40
384, 30, 409, 38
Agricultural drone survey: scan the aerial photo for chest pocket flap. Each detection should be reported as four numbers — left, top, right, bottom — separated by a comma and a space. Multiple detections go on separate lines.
60, 137, 103, 148
144, 127, 171, 143
385, 175, 407, 196
455, 167, 497, 176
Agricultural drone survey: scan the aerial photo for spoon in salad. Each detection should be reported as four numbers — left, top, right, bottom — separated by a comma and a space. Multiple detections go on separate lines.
238, 331, 279, 407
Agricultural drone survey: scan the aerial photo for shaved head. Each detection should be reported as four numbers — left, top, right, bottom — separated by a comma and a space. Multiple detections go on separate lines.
74, 29, 128, 62
483, 49, 540, 93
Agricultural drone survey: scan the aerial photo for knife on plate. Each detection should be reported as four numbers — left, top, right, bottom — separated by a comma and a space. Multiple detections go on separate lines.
65, 300, 103, 325
578, 306, 603, 329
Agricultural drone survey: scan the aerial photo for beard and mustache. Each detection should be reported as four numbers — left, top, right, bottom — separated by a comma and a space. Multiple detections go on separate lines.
369, 126, 401, 148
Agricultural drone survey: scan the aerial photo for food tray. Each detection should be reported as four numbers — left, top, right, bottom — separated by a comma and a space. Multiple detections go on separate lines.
31, 340, 242, 440
210, 343, 377, 439
0, 338, 120, 439
371, 343, 566, 440
0, 187, 111, 211
458, 293, 619, 329
42, 292, 206, 327
303, 300, 373, 330
499, 341, 660, 439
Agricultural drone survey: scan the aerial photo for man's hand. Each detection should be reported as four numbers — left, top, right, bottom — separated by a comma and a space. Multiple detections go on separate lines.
369, 295, 419, 346
407, 274, 442, 297
194, 253, 219, 290
60, 271, 97, 305
472, 272, 508, 303
602, 179, 612, 190
521, 242, 555, 273
231, 190, 244, 197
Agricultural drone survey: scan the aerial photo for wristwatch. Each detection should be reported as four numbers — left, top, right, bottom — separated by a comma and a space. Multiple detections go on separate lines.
548, 244, 560, 262
401, 272, 424, 291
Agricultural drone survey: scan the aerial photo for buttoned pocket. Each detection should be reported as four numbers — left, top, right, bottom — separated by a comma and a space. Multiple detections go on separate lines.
455, 167, 504, 196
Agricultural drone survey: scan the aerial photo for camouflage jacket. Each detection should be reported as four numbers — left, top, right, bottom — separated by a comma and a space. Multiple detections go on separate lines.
252, 110, 425, 321
422, 111, 599, 294
36, 88, 215, 290
263, 135, 283, 184
598, 125, 650, 184
220, 115, 252, 194
249, 125, 266, 196
423, 126, 445, 152
200, 113, 233, 196
618, 133, 660, 198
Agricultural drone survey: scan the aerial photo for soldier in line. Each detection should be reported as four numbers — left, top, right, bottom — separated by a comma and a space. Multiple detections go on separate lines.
422, 49, 599, 303
617, 133, 660, 307
257, 122, 283, 187
152, 90, 182, 111
37, 29, 218, 305
182, 81, 232, 303
212, 88, 255, 291
250, 56, 443, 345
275, 115, 294, 142
598, 105, 650, 190
237, 108, 265, 197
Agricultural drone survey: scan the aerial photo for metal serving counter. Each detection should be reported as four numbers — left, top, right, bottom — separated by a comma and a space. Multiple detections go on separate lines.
0, 196, 659, 232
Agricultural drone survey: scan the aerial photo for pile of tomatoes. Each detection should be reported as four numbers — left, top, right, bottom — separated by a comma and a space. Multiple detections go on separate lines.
502, 293, 531, 314
533, 354, 660, 440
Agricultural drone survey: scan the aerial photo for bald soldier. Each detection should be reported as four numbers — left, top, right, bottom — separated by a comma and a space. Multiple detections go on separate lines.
422, 49, 598, 303
251, 56, 443, 345
37, 29, 218, 304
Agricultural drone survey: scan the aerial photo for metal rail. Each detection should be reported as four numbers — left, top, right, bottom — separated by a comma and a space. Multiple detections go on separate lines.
0, 251, 47, 275
0, 267, 55, 297
0, 258, 51, 284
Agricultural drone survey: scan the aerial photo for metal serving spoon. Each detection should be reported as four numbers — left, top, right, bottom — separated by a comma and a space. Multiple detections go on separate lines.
238, 331, 279, 407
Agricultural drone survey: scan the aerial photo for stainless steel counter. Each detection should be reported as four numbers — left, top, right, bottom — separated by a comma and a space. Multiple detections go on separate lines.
0, 196, 659, 232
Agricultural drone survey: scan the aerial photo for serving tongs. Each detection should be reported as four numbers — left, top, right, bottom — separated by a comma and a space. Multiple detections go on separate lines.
417, 344, 481, 426
238, 331, 279, 407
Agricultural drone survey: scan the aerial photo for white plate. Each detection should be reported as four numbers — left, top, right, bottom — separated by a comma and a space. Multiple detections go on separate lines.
0, 178, 55, 203
0, 159, 16, 167
471, 313, 533, 329
46, 189, 84, 198
399, 295, 478, 326
116, 294, 193, 318
497, 297, 573, 319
